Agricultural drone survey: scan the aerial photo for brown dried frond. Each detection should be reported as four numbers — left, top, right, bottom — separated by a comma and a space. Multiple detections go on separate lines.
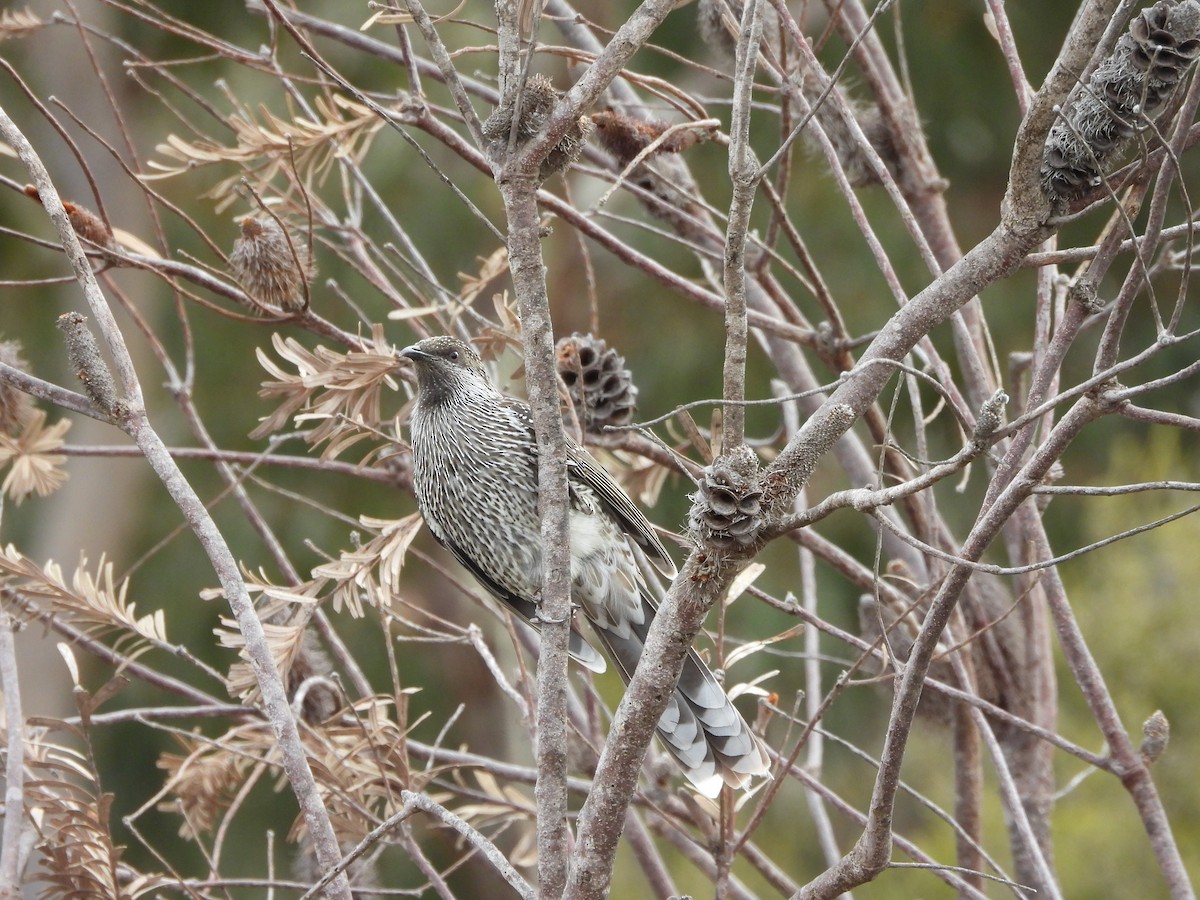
149, 95, 382, 199
250, 327, 397, 460
0, 409, 70, 504
217, 613, 309, 704
157, 724, 270, 838
456, 245, 511, 309
229, 215, 315, 312
26, 731, 166, 897
303, 696, 418, 843
0, 8, 45, 42
165, 697, 418, 847
0, 548, 166, 659
445, 769, 537, 867
312, 513, 423, 616
0, 339, 34, 435
469, 292, 524, 364
213, 572, 337, 708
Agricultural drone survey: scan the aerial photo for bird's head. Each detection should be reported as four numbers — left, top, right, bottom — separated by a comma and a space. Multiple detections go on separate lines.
399, 336, 491, 405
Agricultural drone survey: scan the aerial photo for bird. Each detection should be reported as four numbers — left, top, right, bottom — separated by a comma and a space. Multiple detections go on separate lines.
399, 335, 770, 797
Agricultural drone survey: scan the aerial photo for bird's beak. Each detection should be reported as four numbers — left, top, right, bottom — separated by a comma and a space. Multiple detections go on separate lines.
399, 344, 428, 363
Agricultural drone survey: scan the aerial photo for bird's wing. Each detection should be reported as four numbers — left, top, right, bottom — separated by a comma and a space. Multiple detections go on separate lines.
565, 442, 677, 577
501, 397, 677, 577
423, 518, 608, 674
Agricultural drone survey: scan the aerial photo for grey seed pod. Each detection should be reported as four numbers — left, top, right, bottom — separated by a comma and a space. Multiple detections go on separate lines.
1042, 0, 1200, 203
1140, 709, 1170, 763
689, 453, 764, 550
482, 74, 593, 181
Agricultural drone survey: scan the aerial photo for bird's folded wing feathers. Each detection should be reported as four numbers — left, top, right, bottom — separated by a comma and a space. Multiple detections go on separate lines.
566, 443, 677, 577
500, 397, 677, 577
422, 517, 608, 674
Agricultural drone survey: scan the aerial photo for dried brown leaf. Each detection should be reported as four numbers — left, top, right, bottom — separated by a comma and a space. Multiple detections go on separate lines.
457, 246, 511, 309
312, 513, 423, 616
0, 7, 44, 42
0, 549, 166, 660
0, 409, 70, 504
251, 327, 397, 462
26, 731, 167, 897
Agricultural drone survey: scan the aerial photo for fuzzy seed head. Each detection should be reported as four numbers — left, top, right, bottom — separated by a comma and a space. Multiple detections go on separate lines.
482, 74, 593, 180
230, 216, 315, 312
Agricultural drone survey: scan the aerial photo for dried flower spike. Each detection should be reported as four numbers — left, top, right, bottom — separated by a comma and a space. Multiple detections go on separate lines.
1042, 0, 1200, 203
482, 74, 593, 181
556, 333, 639, 431
229, 215, 315, 313
696, 0, 776, 58
696, 0, 899, 187
0, 340, 34, 435
799, 70, 901, 189
591, 110, 711, 166
23, 185, 116, 255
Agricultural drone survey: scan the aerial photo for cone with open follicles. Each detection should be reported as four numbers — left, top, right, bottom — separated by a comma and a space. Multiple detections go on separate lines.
399, 336, 770, 796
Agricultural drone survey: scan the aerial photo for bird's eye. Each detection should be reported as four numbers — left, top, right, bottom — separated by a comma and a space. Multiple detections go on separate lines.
448, 350, 459, 361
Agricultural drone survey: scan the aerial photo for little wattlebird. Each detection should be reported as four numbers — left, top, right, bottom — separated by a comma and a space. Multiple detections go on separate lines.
400, 335, 770, 797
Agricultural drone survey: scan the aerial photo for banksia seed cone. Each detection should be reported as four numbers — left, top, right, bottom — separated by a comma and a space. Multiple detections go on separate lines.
1140, 710, 1170, 763
229, 215, 315, 312
0, 340, 34, 435
556, 333, 639, 431
689, 452, 764, 549
482, 74, 593, 180
1041, 0, 1200, 202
